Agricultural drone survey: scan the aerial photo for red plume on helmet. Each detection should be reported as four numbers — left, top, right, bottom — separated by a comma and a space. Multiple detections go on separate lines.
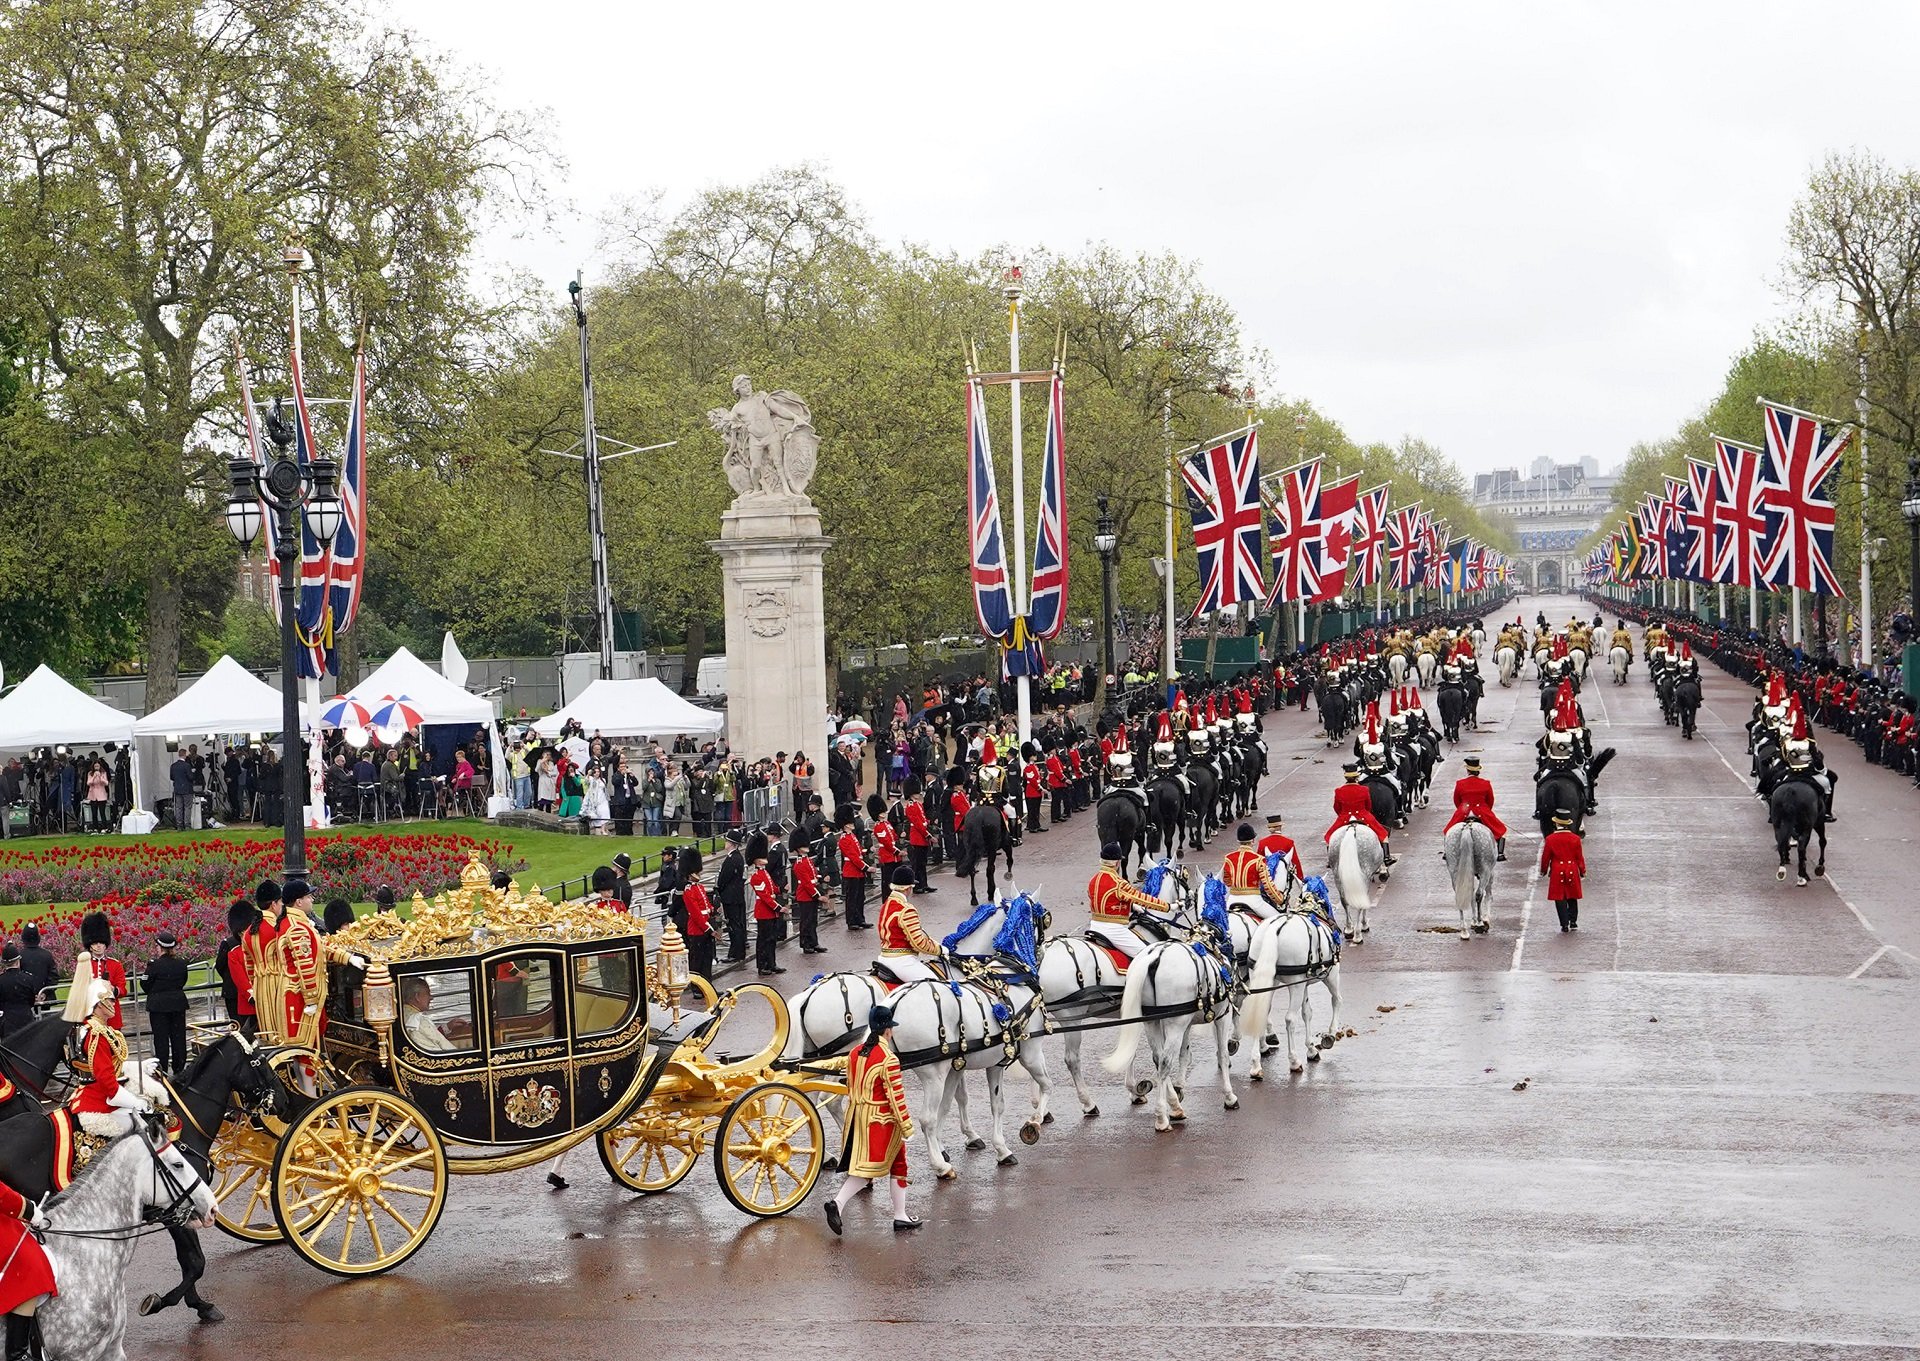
1366, 702, 1380, 746
1205, 694, 1218, 725
1175, 689, 1188, 710
1766, 672, 1785, 706
1388, 688, 1400, 717
1680, 641, 1692, 660
1553, 635, 1568, 659
1236, 690, 1253, 714
1113, 724, 1130, 753
980, 735, 997, 765
1155, 710, 1173, 742
1556, 692, 1580, 731
1789, 696, 1809, 742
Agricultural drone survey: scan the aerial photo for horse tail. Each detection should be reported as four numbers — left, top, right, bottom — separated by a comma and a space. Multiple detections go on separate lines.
1335, 830, 1369, 919
1589, 747, 1617, 783
1240, 926, 1279, 1039
1101, 954, 1153, 1074
1447, 828, 1475, 920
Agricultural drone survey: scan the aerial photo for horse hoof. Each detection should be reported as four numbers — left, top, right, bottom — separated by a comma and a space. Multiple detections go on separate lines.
1224, 1096, 1239, 1110
198, 1306, 226, 1325
1130, 1094, 1147, 1106
1084, 1105, 1100, 1118
1249, 1070, 1263, 1082
1170, 1110, 1186, 1122
1815, 866, 1826, 878
1042, 1111, 1054, 1124
1289, 1062, 1305, 1075
999, 1153, 1020, 1167
1132, 1079, 1153, 1099
1156, 1122, 1174, 1133
1019, 1121, 1040, 1146
938, 1167, 959, 1181
1227, 1037, 1241, 1056
1307, 1051, 1321, 1063
1777, 867, 1788, 881
140, 1294, 163, 1318
1796, 877, 1808, 887
965, 1137, 987, 1152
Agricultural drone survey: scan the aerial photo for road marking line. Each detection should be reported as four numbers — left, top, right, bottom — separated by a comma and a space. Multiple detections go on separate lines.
1847, 945, 1889, 979
1510, 862, 1537, 972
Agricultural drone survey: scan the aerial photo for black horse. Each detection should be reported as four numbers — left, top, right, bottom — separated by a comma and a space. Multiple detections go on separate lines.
1768, 779, 1827, 885
1534, 766, 1587, 835
1674, 675, 1702, 739
1145, 771, 1187, 858
1436, 681, 1468, 744
1183, 758, 1220, 847
0, 1027, 293, 1324
1095, 789, 1151, 878
956, 796, 1017, 906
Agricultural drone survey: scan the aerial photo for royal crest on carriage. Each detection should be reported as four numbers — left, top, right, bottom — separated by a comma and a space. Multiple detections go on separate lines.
503, 1079, 563, 1130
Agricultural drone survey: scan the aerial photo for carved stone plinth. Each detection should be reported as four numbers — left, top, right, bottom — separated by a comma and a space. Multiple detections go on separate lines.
709, 494, 831, 770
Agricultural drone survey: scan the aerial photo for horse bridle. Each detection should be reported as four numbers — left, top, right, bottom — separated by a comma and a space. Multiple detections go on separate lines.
39, 1120, 205, 1242
159, 1034, 285, 1177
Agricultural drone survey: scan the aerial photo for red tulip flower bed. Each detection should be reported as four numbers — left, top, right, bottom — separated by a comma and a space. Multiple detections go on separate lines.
0, 833, 527, 971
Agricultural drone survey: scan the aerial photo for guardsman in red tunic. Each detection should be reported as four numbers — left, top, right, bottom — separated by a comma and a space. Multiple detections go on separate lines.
1086, 844, 1171, 960
1443, 756, 1509, 860
74, 911, 127, 1029
1044, 749, 1068, 825
868, 793, 901, 883
836, 809, 870, 930
825, 1006, 920, 1235
1326, 766, 1395, 865
1254, 811, 1304, 883
788, 829, 824, 956
946, 770, 971, 863
1022, 752, 1045, 833
749, 832, 785, 976
0, 1178, 55, 1353
1540, 811, 1586, 931
874, 867, 943, 985
902, 781, 934, 894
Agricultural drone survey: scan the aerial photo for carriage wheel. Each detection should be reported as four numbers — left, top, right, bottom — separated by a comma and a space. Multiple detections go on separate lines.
270, 1086, 448, 1277
206, 1045, 328, 1243
713, 1083, 825, 1218
596, 1111, 715, 1194
209, 1121, 285, 1242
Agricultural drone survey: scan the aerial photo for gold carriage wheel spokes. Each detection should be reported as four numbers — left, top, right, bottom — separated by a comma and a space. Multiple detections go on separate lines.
209, 1129, 286, 1242
713, 1083, 824, 1218
270, 1086, 448, 1278
596, 1113, 709, 1194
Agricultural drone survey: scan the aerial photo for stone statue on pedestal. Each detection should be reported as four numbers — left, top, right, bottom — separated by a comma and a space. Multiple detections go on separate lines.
707, 375, 819, 501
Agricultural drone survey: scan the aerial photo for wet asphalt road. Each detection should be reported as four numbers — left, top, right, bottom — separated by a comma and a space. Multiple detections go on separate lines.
127, 595, 1920, 1359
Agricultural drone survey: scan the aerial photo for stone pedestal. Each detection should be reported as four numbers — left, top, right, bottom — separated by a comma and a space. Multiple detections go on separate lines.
710, 494, 832, 770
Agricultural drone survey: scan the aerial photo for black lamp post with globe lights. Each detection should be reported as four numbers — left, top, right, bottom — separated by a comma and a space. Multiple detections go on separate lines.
224, 401, 341, 881
1095, 495, 1119, 708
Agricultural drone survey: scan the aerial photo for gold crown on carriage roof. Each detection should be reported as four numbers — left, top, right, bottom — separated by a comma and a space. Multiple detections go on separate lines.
324, 853, 644, 967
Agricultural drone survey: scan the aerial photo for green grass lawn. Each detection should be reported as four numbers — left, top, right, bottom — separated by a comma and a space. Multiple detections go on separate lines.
0, 819, 690, 927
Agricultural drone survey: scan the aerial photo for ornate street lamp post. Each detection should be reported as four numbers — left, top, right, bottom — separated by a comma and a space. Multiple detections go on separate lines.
225, 403, 341, 881
1095, 495, 1119, 709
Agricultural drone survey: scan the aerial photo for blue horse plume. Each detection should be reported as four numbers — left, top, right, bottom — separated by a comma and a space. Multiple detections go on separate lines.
1199, 876, 1233, 964
1142, 860, 1171, 899
992, 893, 1042, 974
1265, 851, 1289, 881
943, 900, 1001, 955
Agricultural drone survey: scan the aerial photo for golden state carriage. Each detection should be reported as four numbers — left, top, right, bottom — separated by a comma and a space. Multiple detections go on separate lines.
206, 856, 843, 1276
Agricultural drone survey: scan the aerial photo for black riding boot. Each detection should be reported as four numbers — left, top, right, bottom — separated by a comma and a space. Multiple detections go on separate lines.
1495, 836, 1507, 862
6, 1312, 33, 1361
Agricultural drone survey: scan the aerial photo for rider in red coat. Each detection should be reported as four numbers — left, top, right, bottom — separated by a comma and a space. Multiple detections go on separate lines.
1540, 811, 1586, 932
0, 1179, 55, 1349
1325, 766, 1395, 866
1442, 756, 1508, 860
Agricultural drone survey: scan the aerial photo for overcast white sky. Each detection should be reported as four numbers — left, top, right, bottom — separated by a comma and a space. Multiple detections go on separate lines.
392, 0, 1920, 476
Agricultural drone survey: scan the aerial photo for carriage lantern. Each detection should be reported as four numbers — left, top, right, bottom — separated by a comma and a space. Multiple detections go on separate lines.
656, 923, 691, 989
361, 959, 397, 1025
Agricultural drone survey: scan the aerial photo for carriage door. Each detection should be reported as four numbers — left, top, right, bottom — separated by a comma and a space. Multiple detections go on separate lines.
483, 949, 575, 1143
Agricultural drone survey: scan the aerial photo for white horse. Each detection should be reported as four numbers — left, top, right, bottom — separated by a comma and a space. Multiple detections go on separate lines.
1415, 649, 1437, 689
1442, 818, 1497, 937
1496, 644, 1519, 687
1610, 645, 1630, 684
1328, 822, 1386, 941
1471, 625, 1486, 651
1532, 645, 1552, 679
38, 1128, 216, 1361
1387, 652, 1410, 688
1569, 645, 1589, 679
1239, 909, 1343, 1078
1100, 934, 1239, 1132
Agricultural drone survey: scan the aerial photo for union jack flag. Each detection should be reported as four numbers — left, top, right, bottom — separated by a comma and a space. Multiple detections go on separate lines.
1309, 474, 1360, 604
1026, 369, 1068, 639
1386, 503, 1424, 591
966, 378, 1015, 640
1663, 476, 1693, 583
275, 317, 334, 678
325, 345, 368, 648
1712, 436, 1769, 589
1685, 457, 1724, 584
1758, 400, 1849, 596
1262, 455, 1323, 606
1423, 516, 1448, 589
1182, 429, 1266, 615
1350, 484, 1389, 587
1636, 496, 1667, 580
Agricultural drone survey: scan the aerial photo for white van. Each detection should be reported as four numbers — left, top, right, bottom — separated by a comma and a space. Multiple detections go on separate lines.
695, 656, 728, 698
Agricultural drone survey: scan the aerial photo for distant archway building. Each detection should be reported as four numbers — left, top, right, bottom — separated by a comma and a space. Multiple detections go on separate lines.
1470, 457, 1618, 594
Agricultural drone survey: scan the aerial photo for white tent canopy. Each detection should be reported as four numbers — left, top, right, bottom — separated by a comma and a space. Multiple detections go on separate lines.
347, 648, 505, 798
131, 656, 306, 819
531, 678, 725, 740
0, 664, 137, 750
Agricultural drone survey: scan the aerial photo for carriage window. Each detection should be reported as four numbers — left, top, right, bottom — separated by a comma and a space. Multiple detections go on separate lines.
399, 970, 476, 1055
571, 949, 639, 1036
490, 955, 556, 1047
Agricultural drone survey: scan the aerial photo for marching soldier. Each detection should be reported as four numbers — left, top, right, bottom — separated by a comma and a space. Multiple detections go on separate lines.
749, 833, 785, 976
789, 830, 825, 955
902, 778, 935, 894
676, 847, 718, 980
836, 809, 870, 930
1021, 745, 1045, 832
1443, 756, 1509, 860
874, 866, 943, 984
824, 1005, 921, 1235
868, 793, 902, 892
1326, 765, 1395, 866
945, 770, 970, 864
1540, 811, 1586, 931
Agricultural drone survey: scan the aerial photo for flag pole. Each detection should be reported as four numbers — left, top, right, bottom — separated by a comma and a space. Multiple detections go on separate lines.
1004, 266, 1031, 748
1856, 321, 1873, 666
1792, 586, 1802, 646
1163, 386, 1177, 702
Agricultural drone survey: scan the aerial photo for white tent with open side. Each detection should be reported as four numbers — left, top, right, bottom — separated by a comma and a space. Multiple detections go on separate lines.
531, 677, 725, 740
131, 656, 308, 827
348, 647, 506, 806
0, 664, 143, 828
